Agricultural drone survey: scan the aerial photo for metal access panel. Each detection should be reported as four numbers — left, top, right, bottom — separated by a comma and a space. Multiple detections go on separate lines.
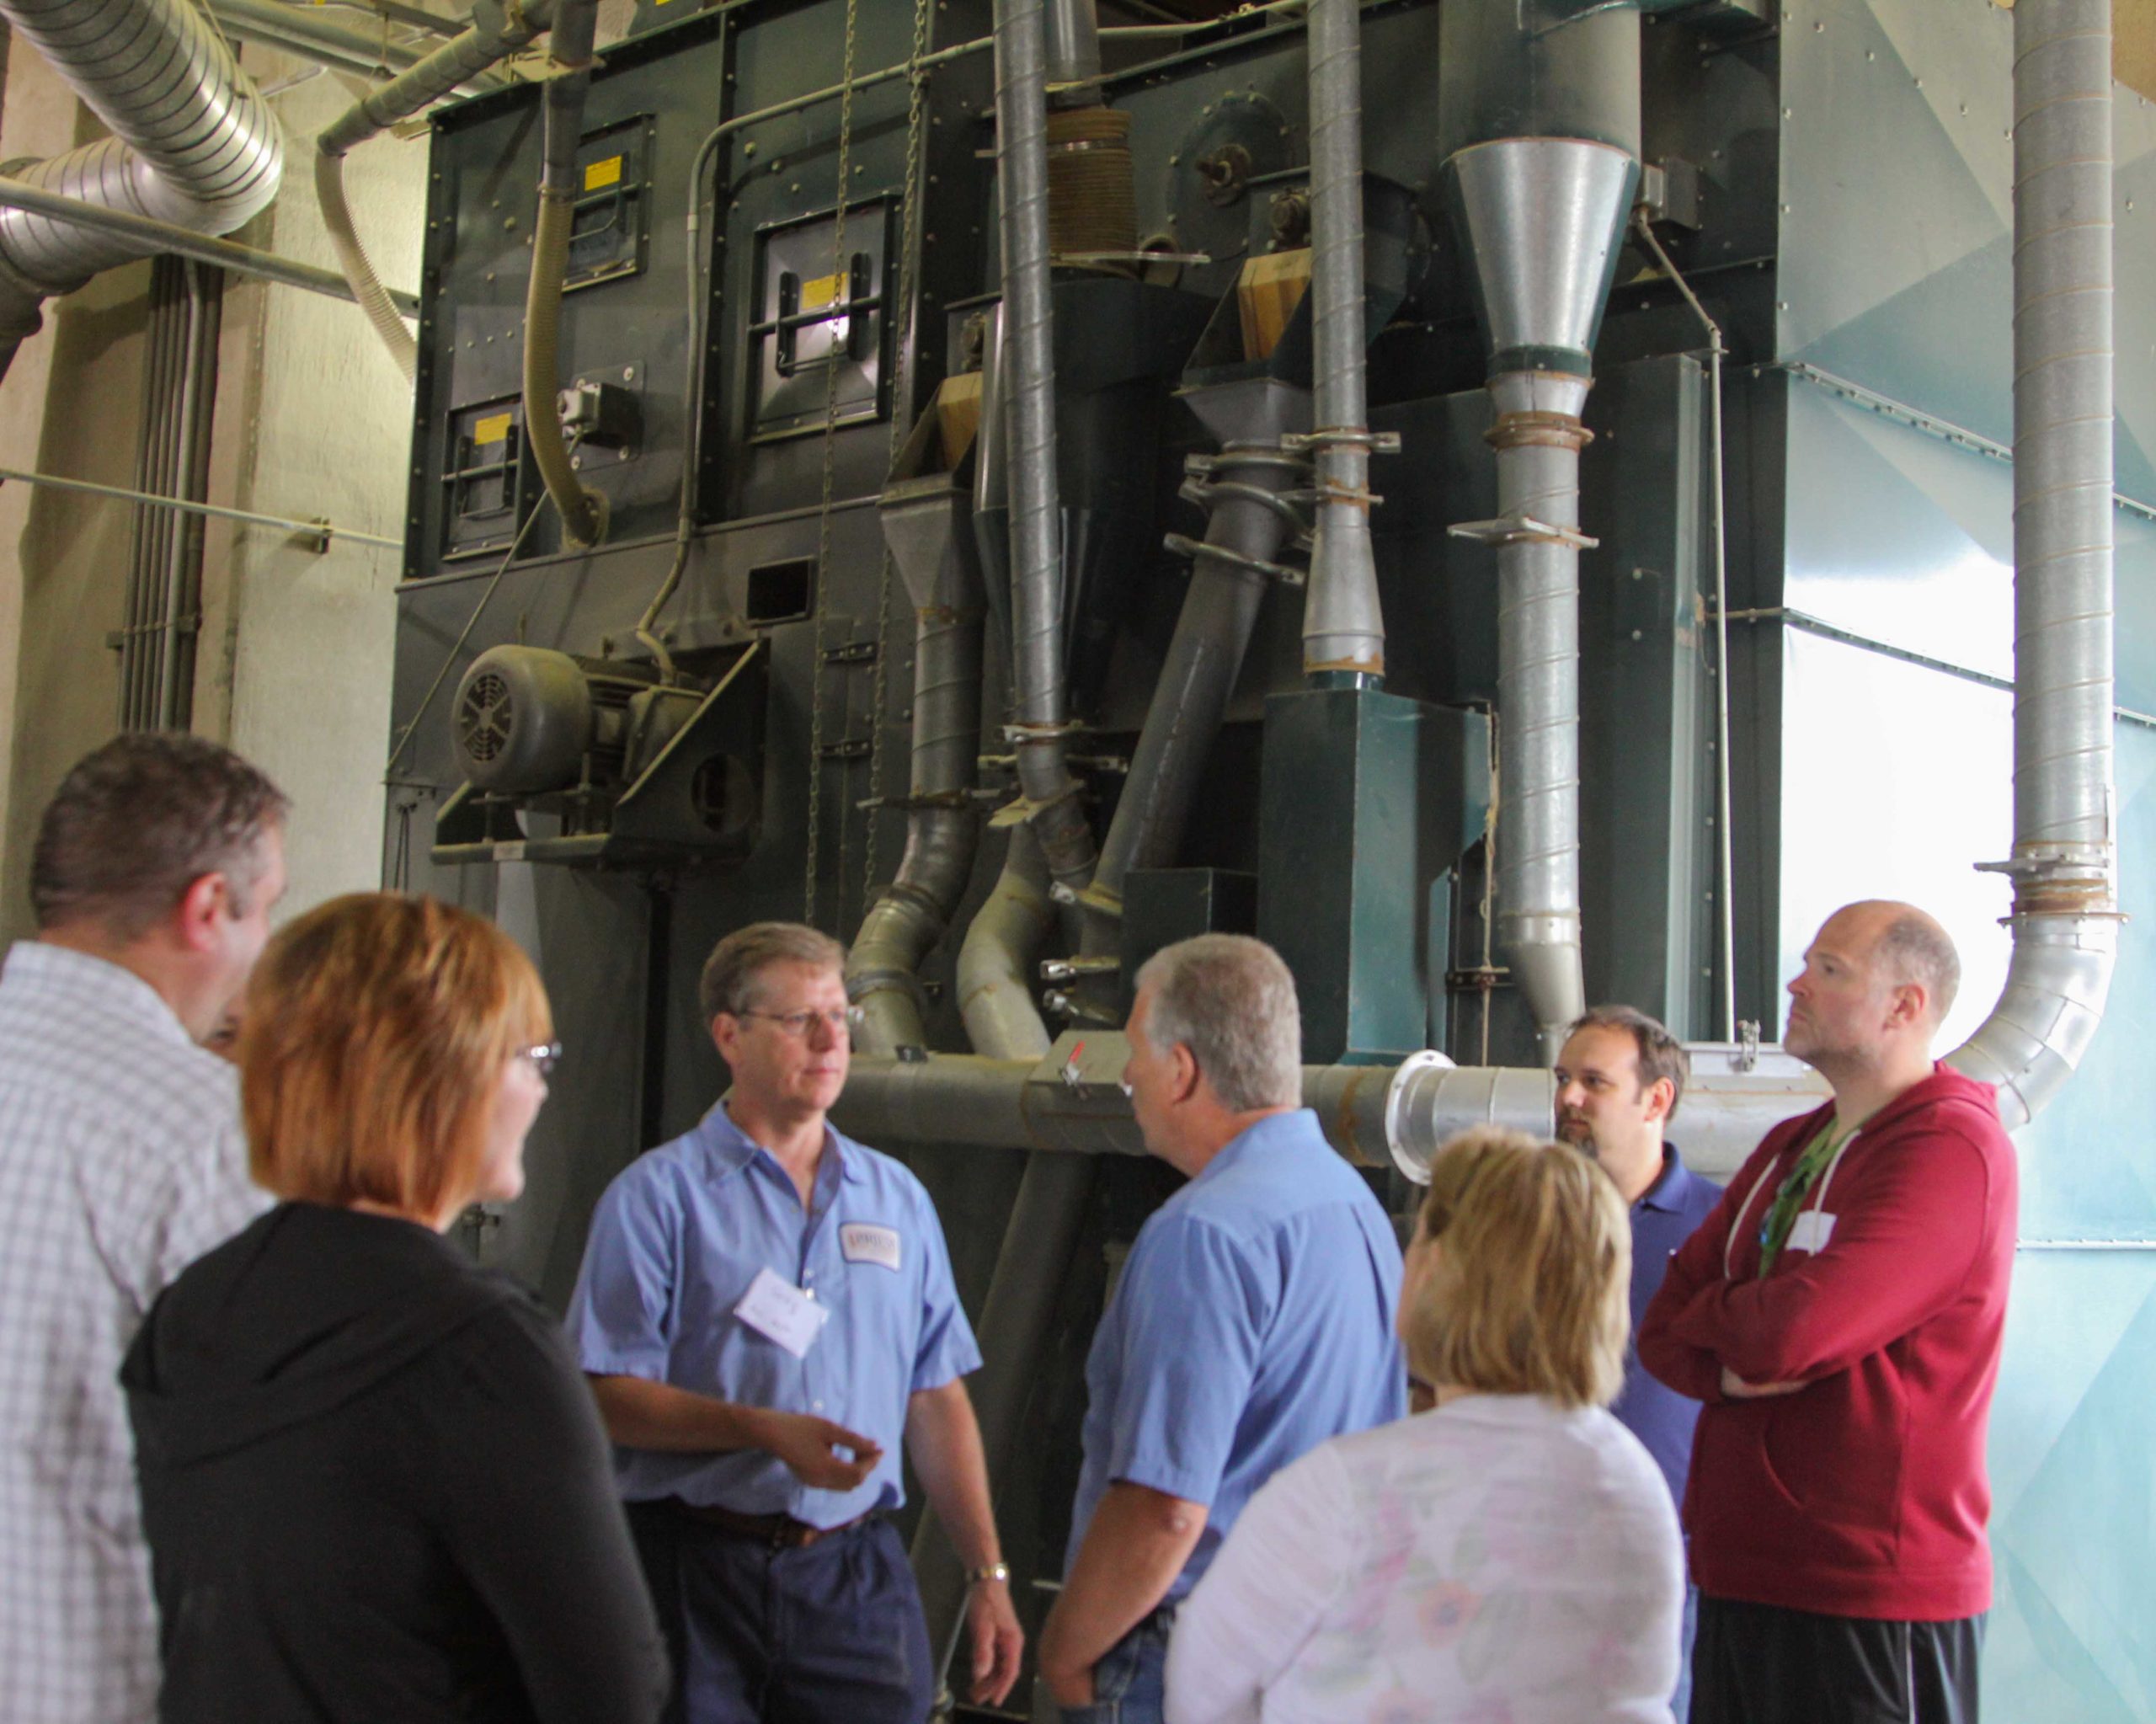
746, 198, 893, 440
404, 13, 734, 576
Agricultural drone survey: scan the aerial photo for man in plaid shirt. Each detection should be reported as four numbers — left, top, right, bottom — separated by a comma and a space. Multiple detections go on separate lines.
0, 735, 287, 1723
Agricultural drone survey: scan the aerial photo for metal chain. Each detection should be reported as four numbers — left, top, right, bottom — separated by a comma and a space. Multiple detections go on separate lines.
804, 0, 863, 926
862, 0, 935, 911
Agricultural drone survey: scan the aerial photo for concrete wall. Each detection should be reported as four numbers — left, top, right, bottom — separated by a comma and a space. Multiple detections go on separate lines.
0, 41, 430, 941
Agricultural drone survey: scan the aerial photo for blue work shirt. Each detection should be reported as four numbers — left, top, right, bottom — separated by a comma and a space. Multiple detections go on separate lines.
1611, 1142, 1724, 1507
564, 1102, 980, 1529
1067, 1108, 1406, 1603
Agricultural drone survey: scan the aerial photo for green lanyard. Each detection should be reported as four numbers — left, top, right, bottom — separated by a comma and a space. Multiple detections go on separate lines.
1757, 1119, 1851, 1278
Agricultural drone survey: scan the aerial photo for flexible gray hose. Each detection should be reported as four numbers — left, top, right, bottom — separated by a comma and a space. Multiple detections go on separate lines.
520, 0, 607, 547
0, 0, 283, 372
1299, 0, 1384, 680
993, 0, 1097, 890
1946, 0, 2118, 1127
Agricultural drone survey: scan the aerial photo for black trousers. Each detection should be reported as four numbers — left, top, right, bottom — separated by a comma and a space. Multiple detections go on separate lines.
1691, 1595, 1986, 1724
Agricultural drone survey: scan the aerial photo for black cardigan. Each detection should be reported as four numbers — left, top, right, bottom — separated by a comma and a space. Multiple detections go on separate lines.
122, 1202, 668, 1724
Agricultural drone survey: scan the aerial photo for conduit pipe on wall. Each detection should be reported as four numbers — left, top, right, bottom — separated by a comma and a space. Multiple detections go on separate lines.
1945, 0, 2121, 1127
316, 0, 559, 382
1437, 3, 1641, 1065
0, 0, 284, 382
211, 0, 505, 89
993, 0, 1098, 894
1298, 0, 1387, 681
521, 0, 608, 547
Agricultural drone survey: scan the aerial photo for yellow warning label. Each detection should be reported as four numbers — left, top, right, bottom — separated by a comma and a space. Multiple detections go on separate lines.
473, 412, 512, 446
584, 154, 624, 192
800, 271, 843, 312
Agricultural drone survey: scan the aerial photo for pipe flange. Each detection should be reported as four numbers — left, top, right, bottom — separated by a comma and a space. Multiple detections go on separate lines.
1485, 413, 1593, 453
1385, 1049, 1456, 1184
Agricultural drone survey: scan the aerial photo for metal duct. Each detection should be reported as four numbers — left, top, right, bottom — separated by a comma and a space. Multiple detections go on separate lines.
0, 0, 284, 380
993, 0, 1098, 894
1945, 0, 2119, 1127
316, 0, 560, 381
835, 1039, 1826, 1182
1080, 377, 1312, 947
1043, 0, 1102, 97
1438, 18, 1640, 1065
1299, 0, 1385, 681
847, 473, 989, 1055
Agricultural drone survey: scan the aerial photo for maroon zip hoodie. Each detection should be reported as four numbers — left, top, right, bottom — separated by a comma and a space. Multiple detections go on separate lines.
1636, 1063, 2015, 1621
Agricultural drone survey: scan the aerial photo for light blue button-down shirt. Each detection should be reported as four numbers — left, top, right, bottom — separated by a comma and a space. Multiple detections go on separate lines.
1066, 1108, 1406, 1602
565, 1103, 980, 1528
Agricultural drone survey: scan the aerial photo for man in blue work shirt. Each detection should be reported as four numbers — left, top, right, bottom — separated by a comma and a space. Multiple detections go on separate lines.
566, 921, 1022, 1724
1555, 1002, 1725, 1720
1038, 934, 1405, 1723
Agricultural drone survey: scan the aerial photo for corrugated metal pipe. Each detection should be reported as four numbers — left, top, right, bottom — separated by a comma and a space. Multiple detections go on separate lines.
1437, 3, 1641, 1065
316, 0, 559, 382
520, 0, 608, 548
1945, 0, 2121, 1127
1298, 0, 1386, 681
993, 0, 1097, 894
0, 0, 283, 383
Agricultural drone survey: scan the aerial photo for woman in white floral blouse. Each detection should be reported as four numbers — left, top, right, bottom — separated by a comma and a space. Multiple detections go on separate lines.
1164, 1127, 1684, 1724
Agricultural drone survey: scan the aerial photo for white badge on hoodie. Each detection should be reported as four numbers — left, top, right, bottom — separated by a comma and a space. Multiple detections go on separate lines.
1788, 1211, 1836, 1254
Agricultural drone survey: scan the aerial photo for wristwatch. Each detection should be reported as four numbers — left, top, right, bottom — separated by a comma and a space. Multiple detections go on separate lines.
967, 1561, 1011, 1587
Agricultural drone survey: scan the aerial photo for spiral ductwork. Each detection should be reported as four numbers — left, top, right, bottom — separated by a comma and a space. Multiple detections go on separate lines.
0, 0, 284, 374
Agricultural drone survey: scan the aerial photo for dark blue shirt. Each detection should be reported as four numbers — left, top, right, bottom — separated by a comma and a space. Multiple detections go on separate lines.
1612, 1144, 1724, 1508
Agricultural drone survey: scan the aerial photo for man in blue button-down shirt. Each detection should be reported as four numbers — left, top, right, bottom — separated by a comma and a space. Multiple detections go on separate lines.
1038, 935, 1405, 1724
1555, 1003, 1725, 1721
566, 922, 1022, 1724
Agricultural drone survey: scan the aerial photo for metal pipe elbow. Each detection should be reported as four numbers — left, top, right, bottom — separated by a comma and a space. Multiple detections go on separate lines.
1946, 913, 2119, 1130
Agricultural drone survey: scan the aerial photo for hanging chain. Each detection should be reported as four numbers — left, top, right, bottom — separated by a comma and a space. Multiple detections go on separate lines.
804, 0, 863, 926
862, 0, 935, 912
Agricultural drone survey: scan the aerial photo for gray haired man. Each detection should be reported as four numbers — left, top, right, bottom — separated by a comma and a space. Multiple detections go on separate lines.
0, 734, 288, 1724
1038, 934, 1406, 1723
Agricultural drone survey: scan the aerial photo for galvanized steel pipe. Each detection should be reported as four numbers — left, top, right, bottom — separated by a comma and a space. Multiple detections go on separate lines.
1948, 0, 2120, 1126
0, 0, 284, 377
1299, 0, 1385, 681
995, 0, 1097, 892
1492, 369, 1590, 1063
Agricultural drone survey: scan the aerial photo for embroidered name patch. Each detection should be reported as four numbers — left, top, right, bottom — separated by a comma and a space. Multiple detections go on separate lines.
840, 1222, 902, 1271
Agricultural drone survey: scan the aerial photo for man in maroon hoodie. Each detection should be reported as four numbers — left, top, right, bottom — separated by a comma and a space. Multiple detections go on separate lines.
1639, 900, 2012, 1724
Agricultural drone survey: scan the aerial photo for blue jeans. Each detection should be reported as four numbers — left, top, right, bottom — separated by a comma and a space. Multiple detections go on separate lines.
1058, 1609, 1173, 1724
628, 1503, 933, 1724
1674, 1583, 1698, 1722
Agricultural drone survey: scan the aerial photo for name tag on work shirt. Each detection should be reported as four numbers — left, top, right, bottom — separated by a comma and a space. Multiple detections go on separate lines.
1787, 1210, 1836, 1254
735, 1266, 831, 1358
840, 1223, 902, 1272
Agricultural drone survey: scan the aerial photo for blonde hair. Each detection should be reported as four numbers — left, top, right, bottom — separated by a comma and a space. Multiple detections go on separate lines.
1404, 1127, 1630, 1409
242, 893, 552, 1217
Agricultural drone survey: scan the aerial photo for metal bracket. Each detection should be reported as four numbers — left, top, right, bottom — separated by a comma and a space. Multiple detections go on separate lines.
1737, 1018, 1760, 1073
822, 639, 878, 665
1163, 531, 1305, 586
1041, 955, 1122, 982
816, 738, 872, 761
1448, 515, 1600, 551
1279, 428, 1402, 456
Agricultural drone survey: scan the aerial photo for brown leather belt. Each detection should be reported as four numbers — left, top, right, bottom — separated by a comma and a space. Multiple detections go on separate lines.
668, 1499, 874, 1550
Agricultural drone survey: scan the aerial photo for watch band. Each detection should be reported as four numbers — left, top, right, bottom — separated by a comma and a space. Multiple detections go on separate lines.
967, 1561, 1011, 1587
